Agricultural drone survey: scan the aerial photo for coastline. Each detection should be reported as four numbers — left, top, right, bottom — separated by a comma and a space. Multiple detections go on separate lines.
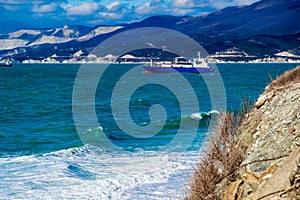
1, 61, 299, 199
8, 49, 300, 65
12, 60, 300, 65
188, 65, 300, 199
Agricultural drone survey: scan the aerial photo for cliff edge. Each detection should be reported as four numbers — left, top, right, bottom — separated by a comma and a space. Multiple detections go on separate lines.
189, 66, 300, 200
225, 66, 300, 199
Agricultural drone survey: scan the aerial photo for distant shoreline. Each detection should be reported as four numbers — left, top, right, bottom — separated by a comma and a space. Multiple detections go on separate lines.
15, 61, 300, 65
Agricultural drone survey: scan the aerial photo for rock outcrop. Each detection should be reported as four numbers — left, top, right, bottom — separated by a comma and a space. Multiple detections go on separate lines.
224, 66, 300, 199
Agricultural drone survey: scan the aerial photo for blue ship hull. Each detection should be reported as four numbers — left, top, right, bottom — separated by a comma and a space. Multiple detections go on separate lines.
143, 66, 214, 73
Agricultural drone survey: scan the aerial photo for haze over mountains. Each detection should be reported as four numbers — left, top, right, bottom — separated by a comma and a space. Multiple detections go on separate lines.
0, 0, 299, 61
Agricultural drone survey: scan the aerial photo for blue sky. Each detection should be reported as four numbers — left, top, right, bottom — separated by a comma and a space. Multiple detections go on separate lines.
0, 0, 258, 33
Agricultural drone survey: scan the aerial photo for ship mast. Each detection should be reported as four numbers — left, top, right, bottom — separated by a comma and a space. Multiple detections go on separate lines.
197, 52, 201, 60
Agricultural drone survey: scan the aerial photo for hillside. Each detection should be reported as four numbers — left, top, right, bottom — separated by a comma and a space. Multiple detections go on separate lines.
176, 0, 300, 37
0, 25, 123, 51
0, 0, 299, 61
189, 66, 300, 199
0, 0, 300, 61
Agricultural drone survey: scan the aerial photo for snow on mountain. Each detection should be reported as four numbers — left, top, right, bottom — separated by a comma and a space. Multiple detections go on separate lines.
78, 26, 123, 41
73, 50, 84, 57
0, 25, 123, 51
0, 39, 28, 51
8, 29, 41, 39
52, 27, 77, 38
29, 35, 73, 46
275, 51, 300, 58
0, 29, 40, 50
50, 25, 92, 38
0, 0, 299, 59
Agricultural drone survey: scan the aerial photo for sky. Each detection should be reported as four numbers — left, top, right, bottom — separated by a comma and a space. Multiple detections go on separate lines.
0, 0, 259, 33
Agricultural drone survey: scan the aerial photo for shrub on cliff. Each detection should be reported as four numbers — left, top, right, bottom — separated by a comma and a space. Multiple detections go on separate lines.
269, 66, 300, 89
188, 100, 251, 200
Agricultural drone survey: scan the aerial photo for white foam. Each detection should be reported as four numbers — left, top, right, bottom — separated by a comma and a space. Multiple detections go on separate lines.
190, 110, 221, 120
0, 146, 199, 199
190, 112, 203, 120
209, 110, 221, 114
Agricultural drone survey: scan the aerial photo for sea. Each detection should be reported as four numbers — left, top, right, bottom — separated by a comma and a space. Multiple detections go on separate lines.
0, 63, 298, 199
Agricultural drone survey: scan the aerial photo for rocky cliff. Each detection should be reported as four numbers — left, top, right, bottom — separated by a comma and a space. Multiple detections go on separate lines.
224, 66, 300, 199
189, 66, 300, 200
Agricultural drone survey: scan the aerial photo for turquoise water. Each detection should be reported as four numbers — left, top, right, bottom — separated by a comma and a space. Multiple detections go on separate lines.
0, 63, 298, 199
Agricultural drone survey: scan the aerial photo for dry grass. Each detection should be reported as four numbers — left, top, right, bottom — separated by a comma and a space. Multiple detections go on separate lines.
187, 100, 251, 200
188, 66, 300, 199
269, 65, 300, 89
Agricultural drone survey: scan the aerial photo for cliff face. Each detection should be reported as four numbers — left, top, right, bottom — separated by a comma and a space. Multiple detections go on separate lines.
224, 66, 300, 199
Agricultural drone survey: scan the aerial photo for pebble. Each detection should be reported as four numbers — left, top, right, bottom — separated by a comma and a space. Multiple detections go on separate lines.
290, 127, 296, 133
253, 132, 261, 139
261, 173, 272, 180
276, 129, 282, 133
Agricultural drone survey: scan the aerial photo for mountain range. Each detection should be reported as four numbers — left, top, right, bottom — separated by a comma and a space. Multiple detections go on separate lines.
0, 0, 299, 61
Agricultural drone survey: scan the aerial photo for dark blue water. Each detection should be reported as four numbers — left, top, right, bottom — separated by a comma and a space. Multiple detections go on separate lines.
0, 63, 298, 199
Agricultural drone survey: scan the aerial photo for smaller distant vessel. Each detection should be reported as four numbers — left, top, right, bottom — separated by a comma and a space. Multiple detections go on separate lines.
0, 60, 13, 67
143, 52, 214, 73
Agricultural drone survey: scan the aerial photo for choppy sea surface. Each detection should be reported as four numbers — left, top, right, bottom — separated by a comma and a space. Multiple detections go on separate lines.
0, 63, 298, 199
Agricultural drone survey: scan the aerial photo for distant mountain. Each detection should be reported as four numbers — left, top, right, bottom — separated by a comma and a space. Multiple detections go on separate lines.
0, 0, 299, 61
175, 0, 300, 37
0, 25, 123, 51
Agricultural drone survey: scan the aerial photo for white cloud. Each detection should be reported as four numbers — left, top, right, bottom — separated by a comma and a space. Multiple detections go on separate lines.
62, 2, 99, 16
3, 4, 21, 11
0, 0, 262, 34
233, 0, 258, 6
0, 0, 43, 4
171, 7, 195, 15
207, 0, 258, 9
106, 1, 120, 10
135, 0, 165, 15
97, 1, 128, 20
135, 2, 154, 15
150, 0, 163, 6
172, 0, 194, 8
32, 3, 57, 13
97, 12, 123, 19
